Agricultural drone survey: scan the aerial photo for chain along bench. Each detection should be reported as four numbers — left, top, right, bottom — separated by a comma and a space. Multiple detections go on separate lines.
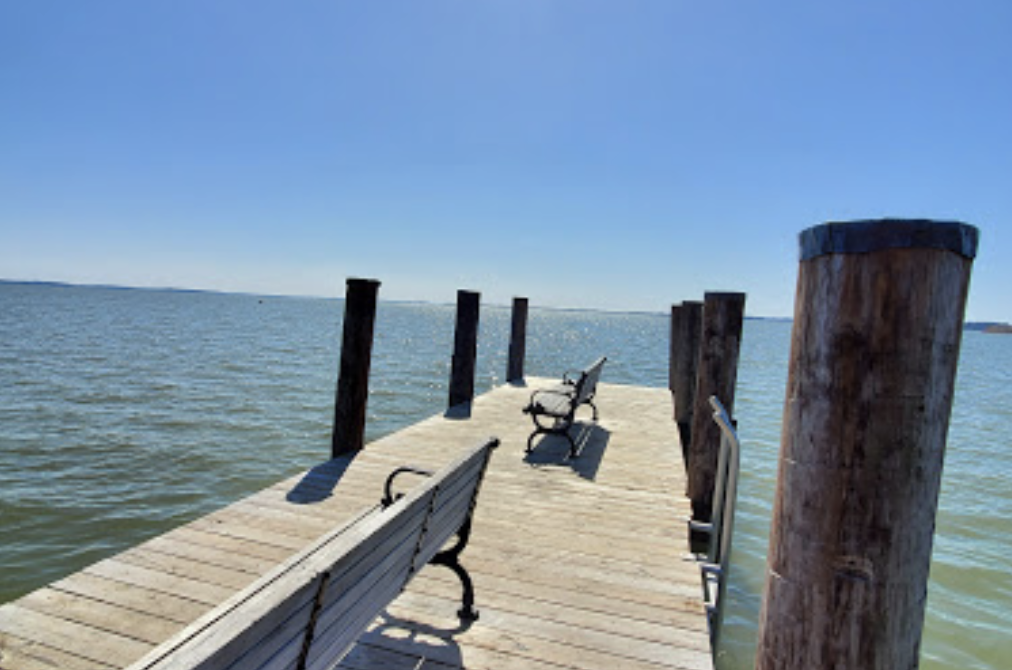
522, 356, 607, 457
127, 437, 499, 670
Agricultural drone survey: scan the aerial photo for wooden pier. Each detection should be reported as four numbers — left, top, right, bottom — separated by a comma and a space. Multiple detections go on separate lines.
0, 380, 712, 670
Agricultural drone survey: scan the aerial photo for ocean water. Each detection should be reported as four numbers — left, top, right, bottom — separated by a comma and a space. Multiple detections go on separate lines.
1, 283, 1009, 668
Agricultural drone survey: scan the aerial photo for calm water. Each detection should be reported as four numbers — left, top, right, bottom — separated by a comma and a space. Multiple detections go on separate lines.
1, 283, 1009, 668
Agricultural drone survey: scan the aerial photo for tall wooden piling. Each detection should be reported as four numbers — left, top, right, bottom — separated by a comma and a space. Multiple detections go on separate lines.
671, 300, 704, 449
448, 289, 481, 408
755, 219, 979, 670
686, 292, 745, 523
669, 304, 681, 394
331, 278, 381, 457
507, 297, 528, 383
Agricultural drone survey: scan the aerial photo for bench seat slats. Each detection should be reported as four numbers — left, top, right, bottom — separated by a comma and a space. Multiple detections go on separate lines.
245, 536, 418, 670
154, 491, 432, 670
418, 493, 477, 560
302, 556, 414, 670
530, 390, 575, 418
226, 501, 435, 670
220, 575, 320, 670
303, 573, 408, 670
127, 505, 374, 670
421, 455, 486, 523
126, 438, 497, 670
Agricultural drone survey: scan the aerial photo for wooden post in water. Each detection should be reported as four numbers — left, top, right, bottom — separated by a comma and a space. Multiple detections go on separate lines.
507, 297, 528, 383
331, 278, 381, 457
671, 300, 704, 451
755, 220, 979, 670
668, 304, 681, 395
448, 289, 481, 409
686, 292, 745, 524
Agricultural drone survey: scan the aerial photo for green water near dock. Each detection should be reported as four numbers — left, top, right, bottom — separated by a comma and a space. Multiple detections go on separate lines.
1, 282, 1009, 668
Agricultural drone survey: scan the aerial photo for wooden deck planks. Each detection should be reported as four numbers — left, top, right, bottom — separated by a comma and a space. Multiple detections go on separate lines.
0, 632, 118, 670
0, 605, 150, 668
46, 573, 206, 627
0, 380, 712, 670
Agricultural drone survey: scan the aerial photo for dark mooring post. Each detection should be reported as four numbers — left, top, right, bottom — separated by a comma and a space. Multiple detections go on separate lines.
448, 289, 481, 409
755, 220, 978, 670
507, 297, 528, 383
331, 278, 381, 458
671, 300, 704, 450
686, 292, 745, 524
668, 304, 681, 394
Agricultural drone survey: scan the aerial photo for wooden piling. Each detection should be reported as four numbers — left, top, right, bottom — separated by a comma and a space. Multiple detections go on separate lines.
331, 278, 381, 457
755, 219, 979, 670
448, 289, 481, 408
669, 304, 681, 395
507, 297, 528, 383
671, 300, 704, 450
686, 292, 745, 523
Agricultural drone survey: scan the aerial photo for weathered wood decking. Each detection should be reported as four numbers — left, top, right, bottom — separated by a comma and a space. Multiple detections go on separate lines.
0, 381, 712, 670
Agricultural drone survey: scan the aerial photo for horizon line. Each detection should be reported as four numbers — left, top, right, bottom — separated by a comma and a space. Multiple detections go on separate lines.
0, 277, 792, 320
4, 277, 1005, 327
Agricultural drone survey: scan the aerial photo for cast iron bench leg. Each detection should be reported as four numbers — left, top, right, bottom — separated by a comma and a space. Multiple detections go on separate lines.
431, 517, 480, 621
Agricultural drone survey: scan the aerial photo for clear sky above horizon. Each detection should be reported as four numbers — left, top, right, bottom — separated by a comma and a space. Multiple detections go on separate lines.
2, 1, 1009, 319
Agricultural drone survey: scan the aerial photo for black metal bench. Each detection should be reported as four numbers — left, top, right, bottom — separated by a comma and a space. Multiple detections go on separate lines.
522, 356, 607, 457
128, 437, 499, 670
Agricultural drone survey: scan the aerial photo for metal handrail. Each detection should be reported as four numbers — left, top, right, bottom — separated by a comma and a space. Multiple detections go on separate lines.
693, 395, 741, 650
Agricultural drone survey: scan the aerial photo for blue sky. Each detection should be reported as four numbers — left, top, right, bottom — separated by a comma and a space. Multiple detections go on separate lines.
2, 1, 1009, 318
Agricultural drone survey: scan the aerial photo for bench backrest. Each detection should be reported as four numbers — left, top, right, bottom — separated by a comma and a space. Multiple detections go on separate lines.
127, 438, 498, 670
574, 356, 607, 405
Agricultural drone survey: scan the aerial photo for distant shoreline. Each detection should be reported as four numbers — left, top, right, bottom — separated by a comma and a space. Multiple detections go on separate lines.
2, 278, 1007, 328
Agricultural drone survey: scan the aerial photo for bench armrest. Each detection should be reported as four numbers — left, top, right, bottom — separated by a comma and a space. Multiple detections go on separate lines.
561, 369, 583, 385
381, 466, 434, 508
